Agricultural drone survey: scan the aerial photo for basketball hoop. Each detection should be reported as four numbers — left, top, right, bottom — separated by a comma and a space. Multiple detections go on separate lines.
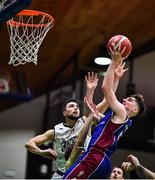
7, 9, 54, 66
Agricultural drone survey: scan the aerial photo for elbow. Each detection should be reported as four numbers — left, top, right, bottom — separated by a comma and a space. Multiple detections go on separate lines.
25, 142, 30, 149
25, 140, 32, 150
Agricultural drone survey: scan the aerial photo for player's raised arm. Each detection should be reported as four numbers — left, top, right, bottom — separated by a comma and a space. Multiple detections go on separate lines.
83, 71, 98, 120
102, 44, 127, 122
97, 60, 128, 114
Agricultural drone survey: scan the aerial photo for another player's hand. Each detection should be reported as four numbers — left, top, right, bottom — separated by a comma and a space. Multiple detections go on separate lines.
121, 154, 141, 172
85, 71, 98, 91
121, 161, 134, 172
40, 148, 58, 160
115, 61, 128, 79
127, 154, 141, 168
84, 97, 100, 120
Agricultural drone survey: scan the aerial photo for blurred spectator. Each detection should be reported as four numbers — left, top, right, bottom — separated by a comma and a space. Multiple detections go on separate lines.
122, 154, 155, 179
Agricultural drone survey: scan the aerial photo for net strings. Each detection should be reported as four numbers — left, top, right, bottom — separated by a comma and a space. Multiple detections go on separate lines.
7, 14, 54, 66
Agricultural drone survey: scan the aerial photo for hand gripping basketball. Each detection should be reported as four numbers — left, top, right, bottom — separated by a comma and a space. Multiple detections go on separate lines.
107, 35, 132, 58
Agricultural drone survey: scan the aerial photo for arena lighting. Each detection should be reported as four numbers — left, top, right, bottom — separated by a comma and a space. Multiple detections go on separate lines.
94, 57, 111, 65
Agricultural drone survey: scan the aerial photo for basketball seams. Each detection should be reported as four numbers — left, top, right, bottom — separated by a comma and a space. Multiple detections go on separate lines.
114, 36, 127, 49
107, 35, 132, 57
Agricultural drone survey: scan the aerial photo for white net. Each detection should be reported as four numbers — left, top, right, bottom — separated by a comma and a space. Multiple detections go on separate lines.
0, 0, 18, 12
7, 10, 54, 66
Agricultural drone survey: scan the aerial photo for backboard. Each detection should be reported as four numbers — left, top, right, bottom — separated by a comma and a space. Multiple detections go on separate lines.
0, 0, 32, 23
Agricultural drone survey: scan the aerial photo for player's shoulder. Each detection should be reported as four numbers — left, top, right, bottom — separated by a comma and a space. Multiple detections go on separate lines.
80, 115, 88, 123
78, 117, 85, 123
74, 117, 85, 127
54, 122, 65, 130
43, 129, 54, 139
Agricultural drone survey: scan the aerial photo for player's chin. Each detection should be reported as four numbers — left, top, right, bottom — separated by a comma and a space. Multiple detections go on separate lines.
74, 113, 80, 117
69, 115, 79, 121
73, 112, 79, 116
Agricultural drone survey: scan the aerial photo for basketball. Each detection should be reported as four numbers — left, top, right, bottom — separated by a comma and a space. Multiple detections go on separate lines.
107, 35, 132, 58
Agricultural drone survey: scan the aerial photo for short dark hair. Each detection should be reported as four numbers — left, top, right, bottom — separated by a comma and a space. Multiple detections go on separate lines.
62, 98, 79, 112
130, 94, 146, 117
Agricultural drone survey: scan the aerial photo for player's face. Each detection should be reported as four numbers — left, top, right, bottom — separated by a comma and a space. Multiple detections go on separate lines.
122, 97, 139, 117
109, 167, 124, 180
63, 102, 80, 120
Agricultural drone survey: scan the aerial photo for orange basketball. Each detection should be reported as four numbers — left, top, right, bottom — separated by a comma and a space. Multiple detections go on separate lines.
107, 35, 132, 58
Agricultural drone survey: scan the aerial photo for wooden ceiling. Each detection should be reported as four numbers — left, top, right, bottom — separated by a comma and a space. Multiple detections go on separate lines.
0, 0, 155, 111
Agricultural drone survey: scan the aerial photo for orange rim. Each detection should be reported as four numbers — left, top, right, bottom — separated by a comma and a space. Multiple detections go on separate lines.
7, 9, 54, 27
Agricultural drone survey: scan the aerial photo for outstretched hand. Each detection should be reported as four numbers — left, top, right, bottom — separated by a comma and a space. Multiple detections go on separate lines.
115, 61, 128, 79
85, 71, 99, 91
121, 154, 140, 172
109, 43, 127, 63
121, 161, 134, 172
127, 154, 140, 167
84, 97, 101, 120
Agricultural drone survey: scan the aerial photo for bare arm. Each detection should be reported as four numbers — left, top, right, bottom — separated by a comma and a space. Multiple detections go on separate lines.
102, 45, 127, 122
83, 71, 98, 121
97, 62, 127, 114
136, 164, 155, 179
65, 114, 93, 170
83, 71, 102, 136
25, 130, 58, 159
113, 62, 127, 92
83, 64, 128, 117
